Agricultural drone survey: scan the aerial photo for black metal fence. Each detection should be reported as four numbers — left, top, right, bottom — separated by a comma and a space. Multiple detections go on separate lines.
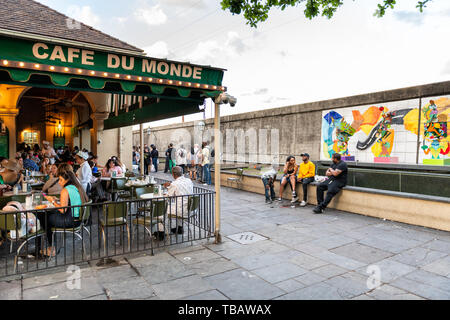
0, 179, 215, 277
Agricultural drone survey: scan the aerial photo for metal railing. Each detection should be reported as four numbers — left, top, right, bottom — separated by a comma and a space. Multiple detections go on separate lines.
0, 179, 215, 277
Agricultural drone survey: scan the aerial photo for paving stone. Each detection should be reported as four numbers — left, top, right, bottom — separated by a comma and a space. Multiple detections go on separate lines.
23, 278, 104, 300
182, 289, 229, 300
252, 262, 308, 284
311, 251, 366, 270
306, 235, 356, 250
95, 264, 139, 284
152, 275, 213, 300
390, 247, 447, 267
422, 255, 450, 277
355, 258, 416, 283
366, 284, 425, 300
189, 258, 239, 277
422, 239, 450, 253
330, 242, 393, 264
391, 277, 450, 300
274, 279, 306, 293
324, 272, 371, 299
174, 249, 222, 265
0, 280, 21, 300
275, 282, 345, 300
358, 237, 410, 254
289, 252, 329, 270
134, 256, 196, 285
312, 264, 349, 279
204, 269, 285, 300
102, 277, 155, 300
23, 267, 96, 290
403, 270, 450, 293
83, 294, 109, 300
232, 250, 299, 271
168, 244, 206, 255
294, 272, 327, 286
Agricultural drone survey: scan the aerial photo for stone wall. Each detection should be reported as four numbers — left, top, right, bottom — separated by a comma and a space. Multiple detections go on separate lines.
133, 81, 450, 164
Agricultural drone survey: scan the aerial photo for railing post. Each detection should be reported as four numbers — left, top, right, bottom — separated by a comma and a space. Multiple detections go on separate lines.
214, 101, 221, 244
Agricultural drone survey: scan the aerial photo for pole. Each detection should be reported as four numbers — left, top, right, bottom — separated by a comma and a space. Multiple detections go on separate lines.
139, 97, 145, 176
214, 101, 221, 243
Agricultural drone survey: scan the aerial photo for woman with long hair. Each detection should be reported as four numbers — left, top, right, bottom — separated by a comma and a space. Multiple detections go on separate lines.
38, 163, 89, 257
101, 158, 123, 177
278, 156, 299, 203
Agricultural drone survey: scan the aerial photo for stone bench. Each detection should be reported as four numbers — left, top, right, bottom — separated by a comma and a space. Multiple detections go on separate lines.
215, 170, 450, 232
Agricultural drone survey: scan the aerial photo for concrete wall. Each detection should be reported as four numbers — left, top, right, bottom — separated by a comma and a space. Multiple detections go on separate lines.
133, 81, 450, 165
216, 171, 450, 232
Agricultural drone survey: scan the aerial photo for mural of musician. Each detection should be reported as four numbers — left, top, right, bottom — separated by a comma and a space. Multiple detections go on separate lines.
321, 97, 450, 165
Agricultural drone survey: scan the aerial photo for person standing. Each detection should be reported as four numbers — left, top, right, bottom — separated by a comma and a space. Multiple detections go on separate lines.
201, 141, 211, 186
75, 151, 92, 194
165, 143, 175, 173
297, 153, 316, 207
42, 141, 57, 165
143, 144, 151, 175
313, 153, 348, 214
261, 166, 277, 204
176, 145, 187, 174
150, 144, 159, 173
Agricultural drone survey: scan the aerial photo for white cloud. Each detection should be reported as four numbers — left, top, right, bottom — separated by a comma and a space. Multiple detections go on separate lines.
66, 5, 101, 28
162, 0, 206, 8
184, 32, 248, 65
134, 4, 167, 26
442, 61, 450, 75
143, 41, 170, 59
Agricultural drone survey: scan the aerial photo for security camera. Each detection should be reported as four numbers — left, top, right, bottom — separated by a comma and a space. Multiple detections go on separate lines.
216, 93, 237, 107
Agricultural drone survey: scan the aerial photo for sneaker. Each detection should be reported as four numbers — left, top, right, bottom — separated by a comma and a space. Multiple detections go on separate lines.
300, 201, 307, 207
277, 198, 282, 201
313, 206, 324, 214
265, 199, 271, 204
291, 194, 298, 203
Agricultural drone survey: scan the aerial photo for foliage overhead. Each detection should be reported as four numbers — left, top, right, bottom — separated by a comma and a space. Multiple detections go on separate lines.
220, 0, 433, 27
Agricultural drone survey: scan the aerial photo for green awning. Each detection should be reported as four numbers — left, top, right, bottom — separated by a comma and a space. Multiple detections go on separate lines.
103, 98, 203, 130
0, 67, 220, 98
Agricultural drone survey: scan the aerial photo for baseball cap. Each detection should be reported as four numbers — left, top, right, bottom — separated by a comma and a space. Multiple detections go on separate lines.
301, 153, 310, 158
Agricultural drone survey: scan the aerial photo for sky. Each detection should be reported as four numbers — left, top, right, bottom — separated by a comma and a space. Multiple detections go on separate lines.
36, 0, 450, 128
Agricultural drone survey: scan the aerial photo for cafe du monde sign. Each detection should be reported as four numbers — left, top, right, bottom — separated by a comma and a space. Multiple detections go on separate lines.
0, 36, 222, 85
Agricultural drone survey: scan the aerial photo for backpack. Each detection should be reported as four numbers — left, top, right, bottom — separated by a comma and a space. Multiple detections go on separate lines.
211, 148, 215, 158
179, 149, 185, 158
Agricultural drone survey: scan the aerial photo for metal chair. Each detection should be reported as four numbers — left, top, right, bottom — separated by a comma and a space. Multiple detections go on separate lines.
110, 177, 131, 201
167, 195, 201, 243
132, 199, 168, 236
227, 168, 244, 188
0, 210, 45, 272
50, 200, 93, 257
100, 201, 130, 256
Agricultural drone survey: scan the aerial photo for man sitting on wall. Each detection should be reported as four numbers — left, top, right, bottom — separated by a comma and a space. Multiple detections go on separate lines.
297, 153, 315, 207
313, 153, 348, 214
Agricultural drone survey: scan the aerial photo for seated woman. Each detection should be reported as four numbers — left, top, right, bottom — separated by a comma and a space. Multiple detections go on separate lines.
101, 159, 123, 177
42, 164, 63, 195
38, 164, 89, 257
278, 156, 299, 203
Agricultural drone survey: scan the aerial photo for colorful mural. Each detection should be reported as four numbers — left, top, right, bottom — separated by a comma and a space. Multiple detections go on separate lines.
320, 96, 450, 165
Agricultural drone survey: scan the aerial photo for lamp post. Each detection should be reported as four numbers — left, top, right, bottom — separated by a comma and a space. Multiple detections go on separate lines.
213, 93, 237, 244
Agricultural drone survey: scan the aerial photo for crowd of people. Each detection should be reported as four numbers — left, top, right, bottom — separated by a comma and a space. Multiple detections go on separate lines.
261, 152, 348, 214
132, 141, 214, 186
